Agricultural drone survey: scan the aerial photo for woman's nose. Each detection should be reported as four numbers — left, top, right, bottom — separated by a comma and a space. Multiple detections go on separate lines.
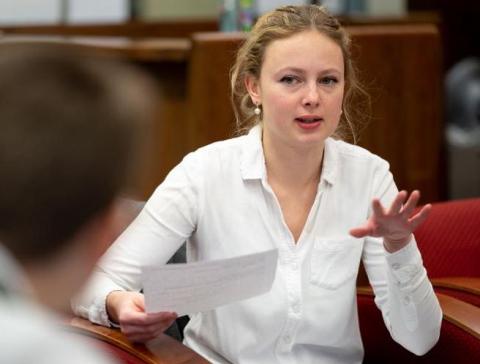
302, 84, 320, 107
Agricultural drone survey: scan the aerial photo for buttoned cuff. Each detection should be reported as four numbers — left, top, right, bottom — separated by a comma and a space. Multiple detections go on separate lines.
91, 292, 113, 326
75, 275, 125, 327
385, 237, 423, 286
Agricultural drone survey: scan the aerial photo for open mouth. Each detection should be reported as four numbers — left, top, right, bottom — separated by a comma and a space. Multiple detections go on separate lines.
295, 117, 323, 124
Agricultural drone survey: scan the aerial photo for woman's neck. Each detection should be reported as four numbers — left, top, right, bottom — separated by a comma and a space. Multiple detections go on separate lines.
262, 132, 324, 190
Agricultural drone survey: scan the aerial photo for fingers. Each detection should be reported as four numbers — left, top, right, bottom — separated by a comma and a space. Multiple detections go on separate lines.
355, 191, 430, 245
400, 190, 421, 217
120, 310, 177, 326
126, 319, 175, 343
371, 198, 385, 218
387, 190, 407, 215
349, 227, 367, 238
110, 291, 179, 343
120, 311, 178, 343
408, 203, 431, 231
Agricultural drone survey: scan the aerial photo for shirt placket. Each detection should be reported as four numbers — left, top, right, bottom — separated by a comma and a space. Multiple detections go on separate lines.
263, 179, 325, 354
260, 178, 303, 352
277, 252, 303, 352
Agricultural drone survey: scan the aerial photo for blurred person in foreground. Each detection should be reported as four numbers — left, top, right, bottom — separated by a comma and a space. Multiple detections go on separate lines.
0, 43, 157, 363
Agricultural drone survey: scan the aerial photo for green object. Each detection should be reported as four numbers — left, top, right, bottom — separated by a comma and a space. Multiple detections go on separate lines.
239, 0, 256, 32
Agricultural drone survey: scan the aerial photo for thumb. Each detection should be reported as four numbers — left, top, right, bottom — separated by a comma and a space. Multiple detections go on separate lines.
131, 293, 146, 312
349, 227, 367, 238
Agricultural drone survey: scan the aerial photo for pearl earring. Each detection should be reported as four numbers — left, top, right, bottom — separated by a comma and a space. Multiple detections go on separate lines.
254, 104, 261, 115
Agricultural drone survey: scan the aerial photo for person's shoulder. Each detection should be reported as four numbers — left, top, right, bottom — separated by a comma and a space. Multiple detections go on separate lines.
0, 300, 115, 364
192, 134, 246, 156
180, 134, 247, 169
327, 138, 389, 167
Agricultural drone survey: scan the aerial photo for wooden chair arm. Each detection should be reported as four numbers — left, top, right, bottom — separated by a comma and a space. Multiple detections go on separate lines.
357, 287, 480, 339
436, 293, 480, 340
64, 317, 210, 364
431, 277, 480, 296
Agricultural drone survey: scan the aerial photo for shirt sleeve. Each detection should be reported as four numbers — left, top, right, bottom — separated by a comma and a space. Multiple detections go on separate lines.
72, 153, 200, 326
362, 157, 442, 356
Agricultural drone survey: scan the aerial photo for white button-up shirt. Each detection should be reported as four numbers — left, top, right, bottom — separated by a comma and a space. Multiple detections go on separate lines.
74, 125, 442, 364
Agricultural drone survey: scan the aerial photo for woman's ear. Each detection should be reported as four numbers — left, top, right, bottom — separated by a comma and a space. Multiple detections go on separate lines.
245, 74, 261, 105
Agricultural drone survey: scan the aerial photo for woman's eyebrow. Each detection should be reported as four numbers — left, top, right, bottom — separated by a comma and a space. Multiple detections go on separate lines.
274, 67, 342, 76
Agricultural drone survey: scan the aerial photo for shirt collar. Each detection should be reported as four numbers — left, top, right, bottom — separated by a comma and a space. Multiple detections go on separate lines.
240, 124, 266, 180
321, 137, 339, 186
240, 124, 339, 185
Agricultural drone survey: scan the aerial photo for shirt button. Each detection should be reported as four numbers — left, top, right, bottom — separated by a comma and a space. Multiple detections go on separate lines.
403, 296, 411, 305
291, 262, 299, 270
284, 335, 292, 343
292, 304, 300, 313
392, 263, 400, 270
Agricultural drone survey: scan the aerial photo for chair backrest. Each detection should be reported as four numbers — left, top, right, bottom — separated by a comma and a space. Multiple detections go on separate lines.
414, 198, 480, 278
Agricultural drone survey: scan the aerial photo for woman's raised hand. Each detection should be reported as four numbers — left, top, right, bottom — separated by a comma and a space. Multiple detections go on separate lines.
349, 190, 431, 253
106, 291, 177, 343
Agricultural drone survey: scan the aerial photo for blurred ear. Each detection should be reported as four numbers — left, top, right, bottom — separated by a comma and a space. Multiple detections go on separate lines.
245, 74, 262, 105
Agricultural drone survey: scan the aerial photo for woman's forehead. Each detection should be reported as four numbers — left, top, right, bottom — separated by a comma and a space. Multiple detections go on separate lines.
261, 30, 344, 74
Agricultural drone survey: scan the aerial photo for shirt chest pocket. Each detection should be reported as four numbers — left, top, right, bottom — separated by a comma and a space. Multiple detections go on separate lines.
310, 237, 362, 289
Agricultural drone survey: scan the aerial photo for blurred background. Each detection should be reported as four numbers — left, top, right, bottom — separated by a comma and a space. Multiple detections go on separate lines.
0, 0, 478, 201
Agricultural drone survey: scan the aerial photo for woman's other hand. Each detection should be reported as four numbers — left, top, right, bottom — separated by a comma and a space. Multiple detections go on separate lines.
106, 291, 177, 343
349, 190, 431, 253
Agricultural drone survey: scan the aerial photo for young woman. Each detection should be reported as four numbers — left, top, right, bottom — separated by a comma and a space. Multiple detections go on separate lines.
74, 5, 442, 363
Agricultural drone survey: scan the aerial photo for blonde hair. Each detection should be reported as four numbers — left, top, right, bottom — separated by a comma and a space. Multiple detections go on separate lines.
230, 5, 369, 142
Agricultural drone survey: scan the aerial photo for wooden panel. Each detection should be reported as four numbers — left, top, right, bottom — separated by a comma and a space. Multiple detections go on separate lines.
186, 32, 246, 150
135, 61, 189, 199
348, 24, 443, 202
185, 25, 444, 202
0, 20, 217, 38
0, 35, 191, 62
432, 277, 480, 296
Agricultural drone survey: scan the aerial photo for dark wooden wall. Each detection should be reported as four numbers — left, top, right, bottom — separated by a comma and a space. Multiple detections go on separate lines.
186, 25, 443, 203
0, 19, 444, 203
0, 20, 218, 38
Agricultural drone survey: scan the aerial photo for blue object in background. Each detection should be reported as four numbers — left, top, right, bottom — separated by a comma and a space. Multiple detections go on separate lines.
220, 0, 238, 32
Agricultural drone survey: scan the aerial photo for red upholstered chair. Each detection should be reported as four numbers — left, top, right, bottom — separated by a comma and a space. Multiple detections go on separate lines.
414, 198, 480, 306
357, 198, 480, 362
357, 289, 480, 363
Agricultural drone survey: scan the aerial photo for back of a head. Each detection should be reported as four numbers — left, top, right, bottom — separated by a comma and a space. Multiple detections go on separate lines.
0, 43, 157, 264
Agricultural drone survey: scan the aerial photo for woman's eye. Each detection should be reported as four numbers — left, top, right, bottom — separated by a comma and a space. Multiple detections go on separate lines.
320, 77, 338, 85
280, 75, 299, 85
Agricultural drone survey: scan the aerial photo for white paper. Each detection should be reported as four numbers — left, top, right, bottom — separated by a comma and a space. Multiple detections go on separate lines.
142, 249, 278, 315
